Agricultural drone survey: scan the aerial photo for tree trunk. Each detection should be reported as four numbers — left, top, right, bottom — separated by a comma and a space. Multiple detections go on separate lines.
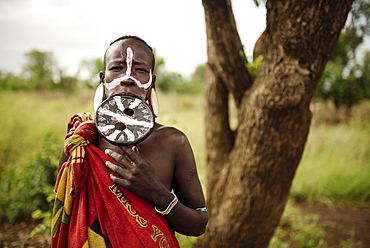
196, 0, 353, 247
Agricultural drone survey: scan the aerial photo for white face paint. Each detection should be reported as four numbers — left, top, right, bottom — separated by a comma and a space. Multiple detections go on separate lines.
104, 47, 153, 91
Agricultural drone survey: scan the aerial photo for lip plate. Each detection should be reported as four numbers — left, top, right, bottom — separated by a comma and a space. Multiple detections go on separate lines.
95, 94, 154, 145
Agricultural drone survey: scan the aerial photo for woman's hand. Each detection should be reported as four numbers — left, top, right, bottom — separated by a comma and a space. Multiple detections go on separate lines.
105, 146, 171, 205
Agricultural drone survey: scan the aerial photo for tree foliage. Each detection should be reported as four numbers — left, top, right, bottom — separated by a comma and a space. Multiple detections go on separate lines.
0, 50, 79, 92
0, 48, 204, 94
176, 64, 205, 94
153, 49, 204, 94
22, 50, 56, 90
315, 0, 370, 109
78, 58, 105, 89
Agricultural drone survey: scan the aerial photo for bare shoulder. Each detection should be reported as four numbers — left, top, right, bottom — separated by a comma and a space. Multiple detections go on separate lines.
152, 123, 189, 146
151, 123, 195, 170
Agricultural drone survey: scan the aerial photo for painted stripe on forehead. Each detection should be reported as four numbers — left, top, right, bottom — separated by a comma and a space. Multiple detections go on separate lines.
126, 47, 133, 79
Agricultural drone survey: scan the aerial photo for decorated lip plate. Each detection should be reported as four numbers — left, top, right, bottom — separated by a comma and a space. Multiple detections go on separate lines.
95, 94, 154, 145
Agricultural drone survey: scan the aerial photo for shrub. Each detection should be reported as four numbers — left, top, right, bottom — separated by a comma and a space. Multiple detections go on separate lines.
0, 131, 59, 223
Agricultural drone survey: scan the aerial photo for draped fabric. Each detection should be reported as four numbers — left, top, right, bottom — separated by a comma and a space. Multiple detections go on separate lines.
51, 113, 179, 248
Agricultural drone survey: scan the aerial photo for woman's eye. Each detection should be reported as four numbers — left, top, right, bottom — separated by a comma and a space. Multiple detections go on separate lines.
137, 68, 148, 73
110, 66, 123, 71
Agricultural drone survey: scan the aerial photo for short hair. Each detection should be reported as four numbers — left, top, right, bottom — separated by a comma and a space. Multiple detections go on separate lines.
104, 35, 155, 71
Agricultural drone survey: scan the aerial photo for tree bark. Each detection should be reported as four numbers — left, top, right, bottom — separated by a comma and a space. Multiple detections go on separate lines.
196, 0, 353, 247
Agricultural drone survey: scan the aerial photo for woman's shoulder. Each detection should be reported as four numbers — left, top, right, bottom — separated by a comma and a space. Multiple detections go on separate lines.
152, 123, 189, 145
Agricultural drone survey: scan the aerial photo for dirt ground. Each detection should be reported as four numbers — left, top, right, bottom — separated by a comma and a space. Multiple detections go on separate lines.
0, 203, 369, 248
291, 202, 370, 248
0, 220, 50, 248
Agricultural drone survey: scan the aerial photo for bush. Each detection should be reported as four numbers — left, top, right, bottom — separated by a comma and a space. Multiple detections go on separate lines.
0, 131, 59, 223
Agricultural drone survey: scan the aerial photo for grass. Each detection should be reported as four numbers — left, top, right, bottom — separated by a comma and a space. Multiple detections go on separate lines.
291, 102, 370, 206
0, 91, 94, 165
0, 91, 95, 222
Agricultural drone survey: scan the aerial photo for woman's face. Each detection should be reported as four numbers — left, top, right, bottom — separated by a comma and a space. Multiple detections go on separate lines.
101, 39, 155, 101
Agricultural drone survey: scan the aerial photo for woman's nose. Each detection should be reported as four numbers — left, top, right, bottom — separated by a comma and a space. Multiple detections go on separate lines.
120, 79, 135, 87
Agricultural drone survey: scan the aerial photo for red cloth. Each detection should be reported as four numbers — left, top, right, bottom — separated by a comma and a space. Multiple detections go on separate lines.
51, 114, 179, 248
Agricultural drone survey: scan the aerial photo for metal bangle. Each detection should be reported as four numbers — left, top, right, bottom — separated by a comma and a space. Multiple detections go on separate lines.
154, 192, 178, 215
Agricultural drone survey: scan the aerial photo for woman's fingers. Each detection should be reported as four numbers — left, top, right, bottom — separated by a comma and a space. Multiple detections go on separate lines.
105, 161, 131, 186
105, 148, 135, 169
106, 160, 125, 174
119, 146, 140, 164
110, 173, 131, 188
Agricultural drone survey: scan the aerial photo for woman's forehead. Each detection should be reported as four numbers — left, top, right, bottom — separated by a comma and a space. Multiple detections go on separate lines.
106, 39, 153, 62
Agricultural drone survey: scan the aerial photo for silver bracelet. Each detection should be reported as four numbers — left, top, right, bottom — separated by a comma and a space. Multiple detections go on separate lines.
154, 192, 178, 215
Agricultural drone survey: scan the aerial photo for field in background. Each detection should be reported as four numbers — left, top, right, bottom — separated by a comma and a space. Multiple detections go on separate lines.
0, 91, 369, 247
292, 102, 370, 206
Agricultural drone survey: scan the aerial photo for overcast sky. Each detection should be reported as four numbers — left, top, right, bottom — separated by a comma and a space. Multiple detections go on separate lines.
2, 0, 368, 80
0, 0, 266, 79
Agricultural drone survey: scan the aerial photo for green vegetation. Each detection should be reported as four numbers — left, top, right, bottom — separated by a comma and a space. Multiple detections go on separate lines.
315, 0, 370, 110
269, 215, 327, 248
0, 91, 94, 223
291, 102, 370, 207
1, 3, 369, 245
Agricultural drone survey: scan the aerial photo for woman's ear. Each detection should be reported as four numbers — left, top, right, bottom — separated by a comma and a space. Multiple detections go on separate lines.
148, 85, 159, 117
94, 71, 107, 112
146, 74, 156, 100
99, 71, 105, 83
94, 84, 105, 112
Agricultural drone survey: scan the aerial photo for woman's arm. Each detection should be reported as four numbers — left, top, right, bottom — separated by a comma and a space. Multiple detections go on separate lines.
105, 130, 208, 236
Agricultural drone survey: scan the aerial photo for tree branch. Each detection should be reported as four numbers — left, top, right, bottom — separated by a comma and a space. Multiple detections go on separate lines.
202, 0, 254, 107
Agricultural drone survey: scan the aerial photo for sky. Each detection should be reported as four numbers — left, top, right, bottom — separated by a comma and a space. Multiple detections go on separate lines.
2, 0, 368, 81
0, 0, 267, 79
